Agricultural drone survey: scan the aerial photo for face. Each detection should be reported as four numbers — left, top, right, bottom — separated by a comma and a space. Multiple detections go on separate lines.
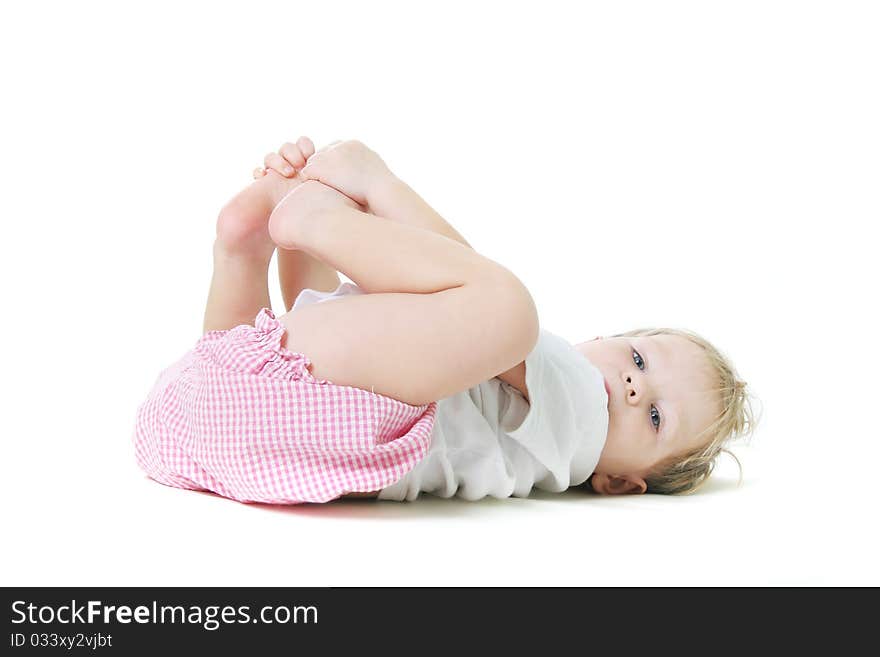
574, 334, 720, 491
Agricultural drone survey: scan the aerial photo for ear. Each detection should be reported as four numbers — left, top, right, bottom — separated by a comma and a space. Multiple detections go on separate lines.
590, 473, 647, 495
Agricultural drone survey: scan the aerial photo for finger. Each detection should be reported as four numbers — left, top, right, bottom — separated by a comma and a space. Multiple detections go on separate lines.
264, 152, 296, 177
279, 141, 308, 170
252, 167, 266, 179
296, 136, 316, 160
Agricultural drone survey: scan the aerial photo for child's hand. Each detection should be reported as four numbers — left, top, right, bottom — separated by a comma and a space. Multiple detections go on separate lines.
297, 139, 395, 208
253, 136, 317, 180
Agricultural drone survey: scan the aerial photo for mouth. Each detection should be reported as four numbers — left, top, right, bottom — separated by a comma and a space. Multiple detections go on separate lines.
603, 377, 612, 407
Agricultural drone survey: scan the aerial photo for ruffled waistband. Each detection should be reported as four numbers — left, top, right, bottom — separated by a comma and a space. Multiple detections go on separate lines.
194, 308, 332, 385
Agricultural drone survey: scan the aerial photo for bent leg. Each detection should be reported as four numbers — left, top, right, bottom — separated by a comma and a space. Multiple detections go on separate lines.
203, 174, 280, 332
203, 242, 273, 333
270, 181, 539, 405
206, 169, 347, 328
278, 281, 536, 406
277, 247, 341, 312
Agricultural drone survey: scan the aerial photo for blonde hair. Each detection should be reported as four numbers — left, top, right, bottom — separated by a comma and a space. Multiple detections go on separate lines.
609, 327, 761, 495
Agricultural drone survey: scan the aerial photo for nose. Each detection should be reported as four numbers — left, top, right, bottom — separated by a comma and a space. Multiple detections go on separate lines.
624, 375, 643, 404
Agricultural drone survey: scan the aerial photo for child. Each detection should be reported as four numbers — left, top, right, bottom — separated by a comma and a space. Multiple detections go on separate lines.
133, 137, 758, 504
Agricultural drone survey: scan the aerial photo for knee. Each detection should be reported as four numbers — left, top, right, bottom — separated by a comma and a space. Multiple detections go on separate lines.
479, 270, 541, 361
501, 276, 540, 359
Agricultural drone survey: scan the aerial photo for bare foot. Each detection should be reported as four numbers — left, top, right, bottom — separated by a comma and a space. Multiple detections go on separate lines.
268, 180, 362, 250
215, 170, 307, 258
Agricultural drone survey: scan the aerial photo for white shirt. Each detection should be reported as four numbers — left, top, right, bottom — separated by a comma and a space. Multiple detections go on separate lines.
291, 282, 610, 501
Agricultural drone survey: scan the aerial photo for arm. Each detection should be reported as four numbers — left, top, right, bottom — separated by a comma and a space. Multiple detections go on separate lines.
278, 173, 468, 311
271, 183, 517, 296
366, 175, 474, 250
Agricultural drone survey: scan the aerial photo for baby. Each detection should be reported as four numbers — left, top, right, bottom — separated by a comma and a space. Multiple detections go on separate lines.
133, 136, 758, 504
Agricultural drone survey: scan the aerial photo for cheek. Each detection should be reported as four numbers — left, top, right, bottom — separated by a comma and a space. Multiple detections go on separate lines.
609, 414, 643, 447
606, 417, 630, 450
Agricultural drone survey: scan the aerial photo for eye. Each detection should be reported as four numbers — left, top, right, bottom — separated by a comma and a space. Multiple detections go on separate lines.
633, 349, 662, 432
650, 405, 662, 432
632, 349, 645, 370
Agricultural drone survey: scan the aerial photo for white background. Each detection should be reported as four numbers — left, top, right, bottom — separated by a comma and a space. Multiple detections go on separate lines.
1, 0, 876, 586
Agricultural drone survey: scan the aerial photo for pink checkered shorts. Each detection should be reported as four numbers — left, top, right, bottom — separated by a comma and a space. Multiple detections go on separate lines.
132, 307, 437, 504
